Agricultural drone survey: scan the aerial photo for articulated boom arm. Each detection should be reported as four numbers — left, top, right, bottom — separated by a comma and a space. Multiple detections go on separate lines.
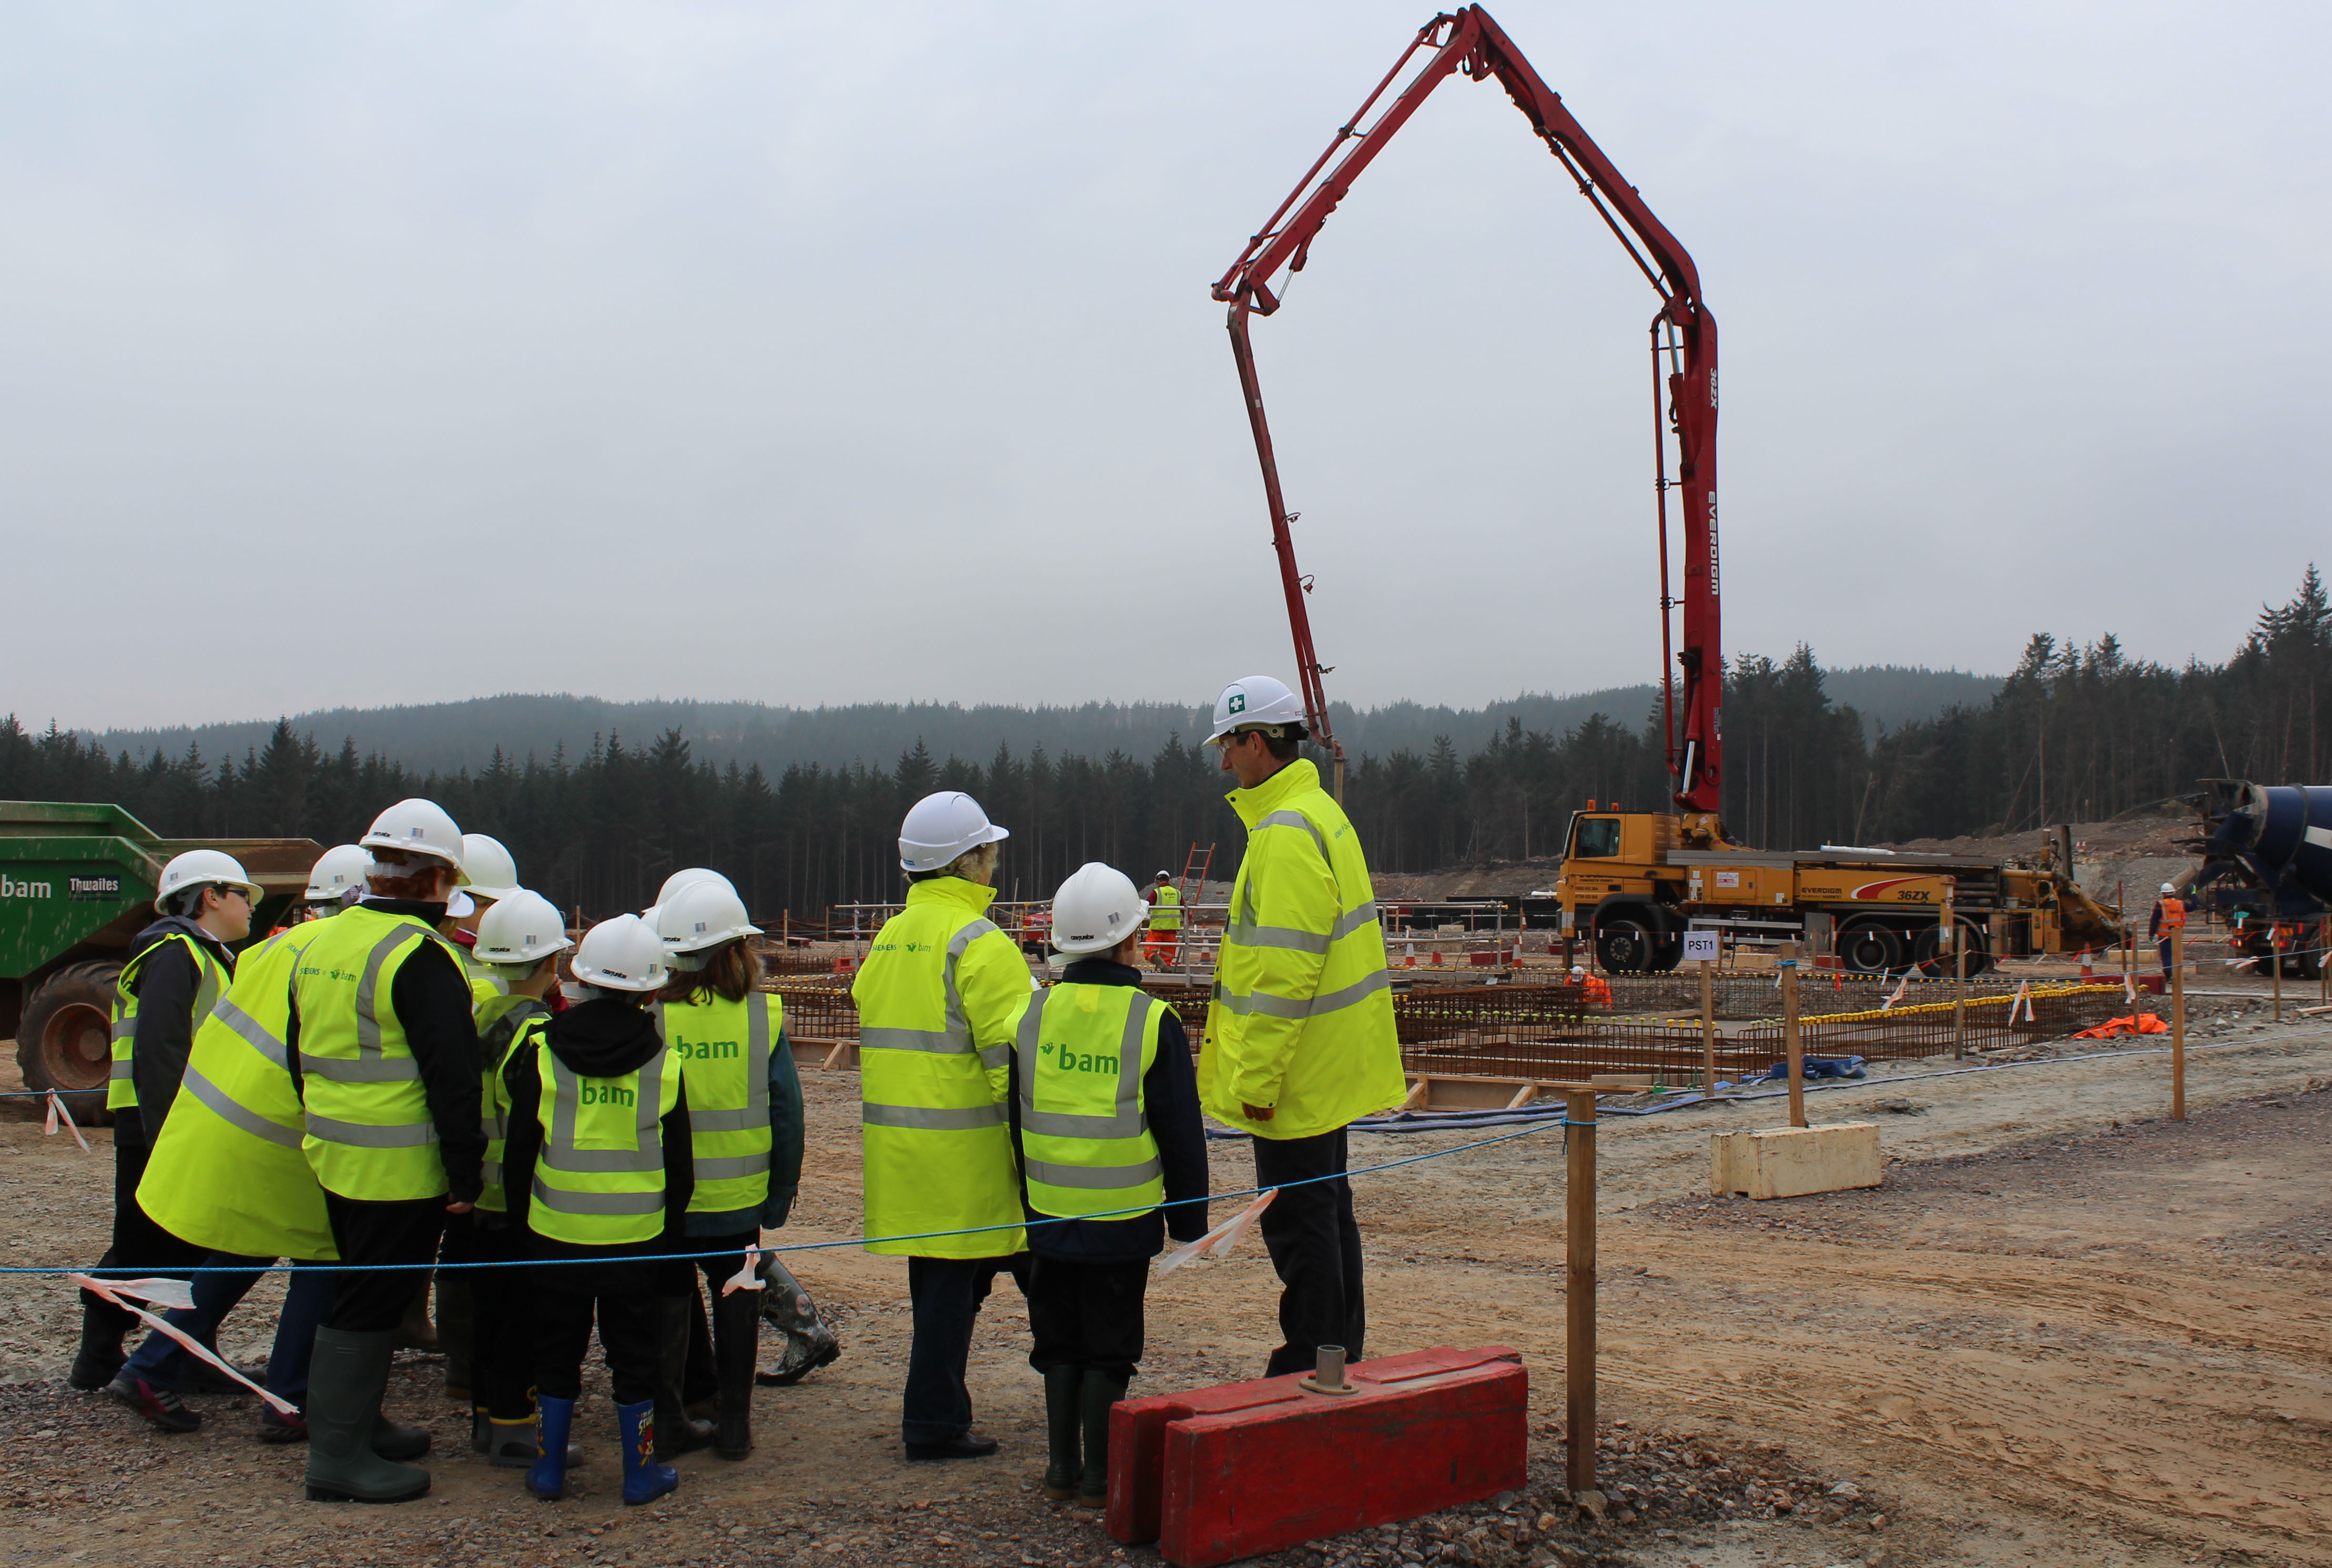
1214, 5, 1722, 818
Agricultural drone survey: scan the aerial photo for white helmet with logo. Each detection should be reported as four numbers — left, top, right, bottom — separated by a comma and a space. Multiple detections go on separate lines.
897, 791, 1010, 873
1049, 863, 1144, 955
473, 890, 574, 965
359, 799, 465, 870
569, 914, 668, 993
460, 835, 520, 900
2159, 882, 2176, 894
303, 844, 371, 902
155, 849, 262, 913
656, 879, 762, 956
654, 867, 736, 909
1206, 675, 1308, 743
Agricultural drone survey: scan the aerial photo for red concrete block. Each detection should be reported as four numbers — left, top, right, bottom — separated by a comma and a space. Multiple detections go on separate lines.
1106, 1346, 1527, 1567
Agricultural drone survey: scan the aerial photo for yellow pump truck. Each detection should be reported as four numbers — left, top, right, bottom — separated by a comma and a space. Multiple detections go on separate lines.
2, 801, 320, 1115
1554, 809, 2124, 975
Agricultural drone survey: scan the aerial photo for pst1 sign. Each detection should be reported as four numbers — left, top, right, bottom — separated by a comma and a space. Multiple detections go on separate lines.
1683, 930, 1720, 964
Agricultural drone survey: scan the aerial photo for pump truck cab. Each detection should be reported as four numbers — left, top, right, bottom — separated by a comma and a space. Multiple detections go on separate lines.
1553, 805, 2125, 976
1, 801, 321, 1114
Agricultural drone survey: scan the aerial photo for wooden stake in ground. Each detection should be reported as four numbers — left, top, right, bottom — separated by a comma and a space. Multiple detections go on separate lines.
1779, 939, 1806, 1128
1564, 1086, 1597, 1493
2171, 925, 2187, 1122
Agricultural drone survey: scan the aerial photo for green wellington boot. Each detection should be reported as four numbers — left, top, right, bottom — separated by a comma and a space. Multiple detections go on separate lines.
1076, 1370, 1126, 1508
303, 1328, 429, 1504
1040, 1366, 1080, 1501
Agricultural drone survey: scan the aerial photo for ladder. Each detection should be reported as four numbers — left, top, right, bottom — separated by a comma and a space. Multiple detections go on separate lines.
1177, 842, 1215, 910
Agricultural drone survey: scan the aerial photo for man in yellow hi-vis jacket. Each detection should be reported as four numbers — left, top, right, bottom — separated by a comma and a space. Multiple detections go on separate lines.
1199, 676, 1406, 1377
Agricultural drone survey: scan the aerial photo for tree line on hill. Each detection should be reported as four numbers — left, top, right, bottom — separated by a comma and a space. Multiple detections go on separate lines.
4, 568, 2323, 917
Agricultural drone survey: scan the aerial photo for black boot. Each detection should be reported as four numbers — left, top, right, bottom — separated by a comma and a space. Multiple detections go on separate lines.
303, 1328, 429, 1504
68, 1309, 125, 1392
1040, 1366, 1080, 1502
652, 1298, 714, 1461
1077, 1370, 1126, 1508
711, 1288, 758, 1460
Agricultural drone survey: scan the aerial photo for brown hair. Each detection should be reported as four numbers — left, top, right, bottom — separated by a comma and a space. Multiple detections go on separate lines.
657, 938, 761, 1006
368, 847, 454, 901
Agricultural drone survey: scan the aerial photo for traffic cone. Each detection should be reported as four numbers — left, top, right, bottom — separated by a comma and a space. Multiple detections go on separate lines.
2077, 947, 2094, 978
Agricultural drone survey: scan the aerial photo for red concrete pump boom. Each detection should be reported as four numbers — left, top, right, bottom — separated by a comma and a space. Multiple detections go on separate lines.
1213, 5, 1722, 821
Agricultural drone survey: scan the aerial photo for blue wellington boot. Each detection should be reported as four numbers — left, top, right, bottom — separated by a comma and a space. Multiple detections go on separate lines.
526, 1396, 574, 1501
616, 1398, 679, 1506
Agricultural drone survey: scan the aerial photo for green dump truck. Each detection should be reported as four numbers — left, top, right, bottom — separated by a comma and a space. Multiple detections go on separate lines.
2, 801, 321, 1115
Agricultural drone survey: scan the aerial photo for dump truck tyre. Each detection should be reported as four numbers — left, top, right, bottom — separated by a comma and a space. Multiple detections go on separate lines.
17, 962, 119, 1124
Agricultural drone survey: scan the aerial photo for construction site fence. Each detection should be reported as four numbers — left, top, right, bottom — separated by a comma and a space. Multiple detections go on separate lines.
764, 975, 2139, 1083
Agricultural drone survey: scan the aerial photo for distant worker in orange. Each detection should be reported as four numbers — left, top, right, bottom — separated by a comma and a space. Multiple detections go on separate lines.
1141, 871, 1182, 966
2148, 881, 2185, 978
1568, 964, 1611, 1009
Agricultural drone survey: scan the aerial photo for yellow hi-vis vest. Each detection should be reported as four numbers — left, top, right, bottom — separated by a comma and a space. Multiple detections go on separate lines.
655, 990, 783, 1216
475, 997, 549, 1215
527, 1036, 682, 1247
851, 877, 1034, 1258
291, 905, 460, 1202
1201, 758, 1407, 1140
464, 949, 509, 1010
1015, 982, 1164, 1218
1148, 883, 1183, 931
109, 930, 230, 1111
139, 926, 337, 1261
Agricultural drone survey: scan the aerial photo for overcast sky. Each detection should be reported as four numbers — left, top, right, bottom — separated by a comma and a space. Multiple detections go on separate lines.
4, 1, 2325, 732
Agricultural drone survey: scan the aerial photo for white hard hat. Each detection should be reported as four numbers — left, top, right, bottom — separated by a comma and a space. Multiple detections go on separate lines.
2160, 882, 2176, 894
473, 890, 574, 964
654, 868, 736, 909
1206, 675, 1308, 743
897, 791, 1009, 873
656, 879, 762, 955
360, 798, 465, 870
570, 914, 668, 993
304, 844, 371, 902
444, 890, 476, 919
460, 835, 520, 900
155, 849, 262, 913
1157, 870, 1172, 880
1050, 863, 1145, 955
1570, 964, 1587, 978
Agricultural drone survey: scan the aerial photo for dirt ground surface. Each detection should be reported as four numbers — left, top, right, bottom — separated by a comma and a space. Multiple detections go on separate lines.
1, 982, 2328, 1568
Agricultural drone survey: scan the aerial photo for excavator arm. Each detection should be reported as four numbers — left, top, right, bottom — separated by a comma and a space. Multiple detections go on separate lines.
1214, 5, 1722, 818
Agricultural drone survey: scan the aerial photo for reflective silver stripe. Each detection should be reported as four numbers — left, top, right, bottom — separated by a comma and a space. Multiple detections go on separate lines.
1210, 968, 1392, 1020
212, 997, 289, 1068
109, 1060, 135, 1081
862, 1101, 1007, 1131
479, 1000, 546, 1071
691, 1107, 761, 1133
530, 1179, 665, 1216
353, 928, 423, 1058
180, 1063, 302, 1149
544, 1050, 666, 1175
1256, 809, 1330, 861
860, 1025, 971, 1055
304, 1110, 439, 1147
112, 1019, 137, 1041
1023, 1154, 1162, 1190
859, 918, 1008, 1058
1223, 922, 1331, 954
1016, 989, 1152, 1140
1332, 901, 1380, 940
298, 1052, 422, 1083
482, 1159, 503, 1185
694, 1152, 770, 1180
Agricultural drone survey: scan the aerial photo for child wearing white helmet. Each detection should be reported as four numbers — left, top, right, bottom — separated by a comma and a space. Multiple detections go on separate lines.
77, 849, 261, 1419
1015, 863, 1210, 1505
498, 914, 694, 1507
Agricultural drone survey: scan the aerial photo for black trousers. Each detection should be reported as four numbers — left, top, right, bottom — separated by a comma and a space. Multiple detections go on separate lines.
1025, 1256, 1148, 1382
82, 1125, 206, 1331
902, 1253, 1029, 1445
448, 1216, 535, 1420
532, 1287, 660, 1406
321, 1193, 447, 1335
1252, 1125, 1365, 1378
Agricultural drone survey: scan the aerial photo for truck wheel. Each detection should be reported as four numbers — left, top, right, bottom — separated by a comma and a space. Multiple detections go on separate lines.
1837, 922, 1903, 974
16, 962, 119, 1124
1596, 918, 1656, 975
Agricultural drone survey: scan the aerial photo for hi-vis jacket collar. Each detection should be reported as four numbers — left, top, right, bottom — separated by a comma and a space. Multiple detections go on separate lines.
904, 877, 998, 917
1225, 759, 1322, 830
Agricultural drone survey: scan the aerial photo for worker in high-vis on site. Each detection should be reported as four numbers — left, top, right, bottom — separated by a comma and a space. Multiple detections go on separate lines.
2150, 881, 2186, 978
853, 790, 1036, 1461
1201, 676, 1407, 1378
1015, 862, 1209, 1506
290, 799, 485, 1504
1142, 870, 1182, 966
76, 850, 260, 1413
